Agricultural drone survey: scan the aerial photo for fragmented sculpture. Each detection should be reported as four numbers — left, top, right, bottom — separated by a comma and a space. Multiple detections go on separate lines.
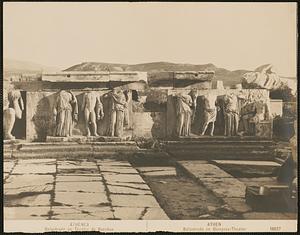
82, 91, 104, 136
106, 88, 128, 137
53, 90, 78, 137
201, 93, 218, 136
223, 93, 239, 136
174, 93, 194, 137
3, 90, 24, 140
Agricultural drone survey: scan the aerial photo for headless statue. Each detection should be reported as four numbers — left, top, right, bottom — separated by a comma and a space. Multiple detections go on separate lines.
223, 93, 239, 136
3, 90, 24, 140
81, 91, 104, 136
53, 90, 78, 137
201, 93, 218, 136
175, 94, 194, 137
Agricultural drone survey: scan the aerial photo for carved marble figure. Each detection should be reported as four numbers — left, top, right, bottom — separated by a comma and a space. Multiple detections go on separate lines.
201, 93, 218, 136
53, 90, 78, 137
81, 91, 104, 136
3, 90, 24, 140
223, 93, 240, 136
175, 93, 194, 137
106, 88, 128, 137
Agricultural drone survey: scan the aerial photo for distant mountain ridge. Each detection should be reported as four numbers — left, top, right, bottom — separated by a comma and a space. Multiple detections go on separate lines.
64, 61, 251, 86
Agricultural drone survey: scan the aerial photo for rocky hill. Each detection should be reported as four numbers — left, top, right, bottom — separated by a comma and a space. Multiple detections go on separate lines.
64, 61, 249, 87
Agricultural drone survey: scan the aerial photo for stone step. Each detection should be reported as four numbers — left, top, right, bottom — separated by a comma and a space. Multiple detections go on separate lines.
168, 151, 273, 160
165, 145, 270, 151
12, 151, 135, 159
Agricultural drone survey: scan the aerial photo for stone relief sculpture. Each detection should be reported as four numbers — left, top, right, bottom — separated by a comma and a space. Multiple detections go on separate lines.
81, 91, 104, 136
106, 88, 128, 137
240, 93, 270, 135
223, 93, 240, 136
174, 93, 194, 137
3, 90, 24, 140
53, 90, 78, 137
201, 93, 218, 136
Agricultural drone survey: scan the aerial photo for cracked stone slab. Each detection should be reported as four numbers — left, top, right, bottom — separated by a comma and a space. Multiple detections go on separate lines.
110, 195, 161, 208
200, 177, 246, 198
5, 194, 51, 206
96, 160, 132, 167
57, 160, 98, 169
51, 206, 114, 220
4, 161, 15, 173
107, 182, 150, 190
99, 166, 139, 174
112, 207, 168, 220
4, 175, 54, 195
103, 173, 146, 184
108, 185, 152, 195
54, 192, 109, 206
55, 181, 106, 193
56, 175, 103, 182
137, 167, 177, 177
178, 162, 233, 178
223, 198, 252, 213
12, 164, 56, 175
3, 173, 9, 180
4, 206, 50, 220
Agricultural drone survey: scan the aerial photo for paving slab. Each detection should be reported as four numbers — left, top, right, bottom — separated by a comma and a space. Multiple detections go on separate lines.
3, 173, 9, 180
138, 167, 177, 177
4, 175, 54, 195
110, 195, 161, 208
103, 173, 146, 184
18, 159, 56, 164
56, 175, 103, 182
200, 177, 246, 198
107, 182, 150, 190
4, 161, 15, 173
238, 177, 280, 187
54, 192, 109, 206
96, 160, 132, 167
4, 206, 50, 220
51, 206, 113, 220
108, 185, 152, 195
5, 194, 51, 206
100, 166, 139, 174
178, 162, 233, 178
57, 160, 97, 169
12, 164, 56, 175
55, 181, 106, 193
142, 207, 169, 220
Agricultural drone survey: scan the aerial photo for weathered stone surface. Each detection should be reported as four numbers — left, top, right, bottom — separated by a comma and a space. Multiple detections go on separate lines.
103, 173, 145, 184
223, 198, 252, 213
96, 160, 132, 167
57, 160, 97, 169
100, 166, 139, 174
12, 164, 56, 174
4, 175, 54, 195
113, 207, 169, 220
4, 206, 50, 220
178, 162, 233, 178
243, 212, 296, 220
3, 173, 9, 180
200, 177, 246, 198
55, 181, 106, 193
4, 161, 15, 173
137, 166, 177, 177
56, 175, 102, 182
18, 159, 56, 164
51, 206, 113, 220
108, 185, 152, 195
142, 207, 169, 220
5, 194, 51, 206
54, 192, 109, 206
110, 195, 160, 208
107, 182, 150, 190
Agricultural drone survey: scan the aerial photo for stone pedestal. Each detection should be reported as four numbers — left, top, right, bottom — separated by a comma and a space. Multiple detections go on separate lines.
46, 135, 131, 143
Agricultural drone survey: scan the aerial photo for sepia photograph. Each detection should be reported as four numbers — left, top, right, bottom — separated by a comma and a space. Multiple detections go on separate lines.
2, 2, 298, 233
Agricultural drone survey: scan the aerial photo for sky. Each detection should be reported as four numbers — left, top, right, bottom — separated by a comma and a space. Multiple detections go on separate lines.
3, 2, 297, 76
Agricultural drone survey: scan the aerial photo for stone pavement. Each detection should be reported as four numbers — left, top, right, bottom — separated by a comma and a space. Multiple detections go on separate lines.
4, 158, 169, 220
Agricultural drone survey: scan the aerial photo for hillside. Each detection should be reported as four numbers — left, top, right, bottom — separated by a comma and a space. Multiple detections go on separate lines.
64, 61, 250, 86
4, 58, 61, 75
